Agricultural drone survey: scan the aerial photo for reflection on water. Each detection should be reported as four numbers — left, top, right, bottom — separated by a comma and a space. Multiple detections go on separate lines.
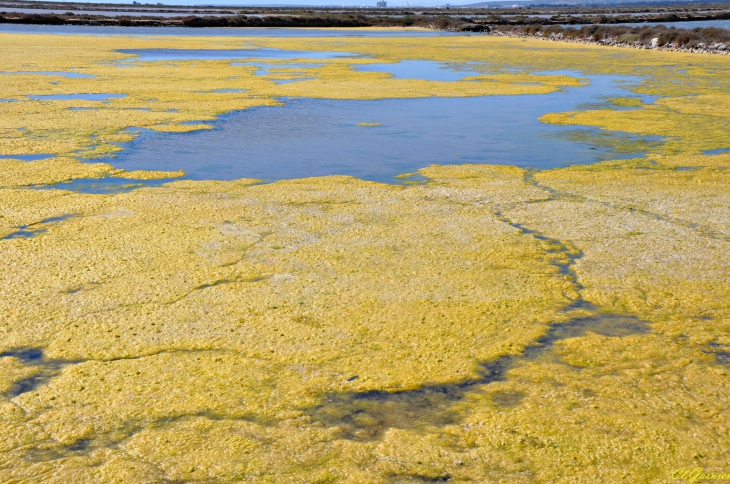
118, 48, 362, 62
306, 311, 649, 441
354, 60, 482, 81
101, 72, 663, 182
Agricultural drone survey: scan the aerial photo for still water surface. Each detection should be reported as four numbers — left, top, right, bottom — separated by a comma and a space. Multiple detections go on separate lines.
354, 60, 483, 81
0, 29, 666, 185
571, 19, 730, 29
118, 48, 361, 62
1, 71, 95, 78
99, 69, 662, 183
0, 24, 456, 37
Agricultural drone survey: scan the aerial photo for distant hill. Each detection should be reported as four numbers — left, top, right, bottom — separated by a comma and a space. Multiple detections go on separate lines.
462, 0, 728, 6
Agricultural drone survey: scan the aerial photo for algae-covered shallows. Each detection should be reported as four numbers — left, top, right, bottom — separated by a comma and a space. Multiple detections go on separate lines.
0, 30, 729, 482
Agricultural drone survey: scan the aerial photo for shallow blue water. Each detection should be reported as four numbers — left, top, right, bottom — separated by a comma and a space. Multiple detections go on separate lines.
571, 19, 730, 29
34, 177, 174, 194
229, 61, 321, 83
2, 71, 95, 78
231, 61, 324, 75
355, 61, 483, 81
1, 215, 74, 240
0, 154, 54, 161
273, 78, 314, 84
28, 93, 127, 101
118, 48, 362, 62
0, 24, 457, 37
97, 72, 664, 183
0, 6, 233, 17
703, 147, 730, 155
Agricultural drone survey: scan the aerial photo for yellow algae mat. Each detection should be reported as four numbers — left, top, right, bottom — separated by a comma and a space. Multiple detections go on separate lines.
1, 31, 730, 482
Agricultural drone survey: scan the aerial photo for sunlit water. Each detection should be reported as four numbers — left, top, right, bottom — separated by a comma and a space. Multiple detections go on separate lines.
95, 66, 662, 183
354, 60, 483, 81
571, 19, 730, 29
0, 6, 235, 17
1, 71, 95, 78
0, 34, 666, 186
118, 48, 362, 62
0, 154, 53, 161
0, 24, 458, 37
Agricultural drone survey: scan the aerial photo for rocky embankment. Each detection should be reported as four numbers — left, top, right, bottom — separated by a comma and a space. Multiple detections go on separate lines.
489, 24, 730, 55
478, 10, 730, 26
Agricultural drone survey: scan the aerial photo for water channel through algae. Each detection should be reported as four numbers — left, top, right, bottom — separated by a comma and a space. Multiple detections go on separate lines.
1, 31, 730, 482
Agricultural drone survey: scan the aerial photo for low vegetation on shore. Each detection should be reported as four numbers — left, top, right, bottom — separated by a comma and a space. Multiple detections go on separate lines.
493, 24, 730, 53
0, 11, 488, 31
4, 9, 730, 51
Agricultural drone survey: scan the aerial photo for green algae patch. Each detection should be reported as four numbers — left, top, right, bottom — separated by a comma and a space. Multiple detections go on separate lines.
114, 170, 185, 180
0, 357, 42, 395
540, 95, 730, 156
608, 96, 645, 107
149, 123, 214, 133
1, 31, 730, 483
3, 32, 729, 167
0, 157, 117, 189
0, 170, 577, 481
2, 160, 729, 481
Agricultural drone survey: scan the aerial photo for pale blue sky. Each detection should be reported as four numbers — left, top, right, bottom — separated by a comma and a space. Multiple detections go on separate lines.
63, 0, 464, 7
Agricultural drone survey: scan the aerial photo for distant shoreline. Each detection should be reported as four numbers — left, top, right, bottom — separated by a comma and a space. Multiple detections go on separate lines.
1, 8, 729, 55
488, 24, 730, 54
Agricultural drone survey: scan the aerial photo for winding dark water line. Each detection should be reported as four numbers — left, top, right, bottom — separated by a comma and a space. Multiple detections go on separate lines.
31, 177, 176, 194
1, 214, 75, 240
0, 348, 83, 398
306, 308, 649, 441
305, 170, 649, 442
